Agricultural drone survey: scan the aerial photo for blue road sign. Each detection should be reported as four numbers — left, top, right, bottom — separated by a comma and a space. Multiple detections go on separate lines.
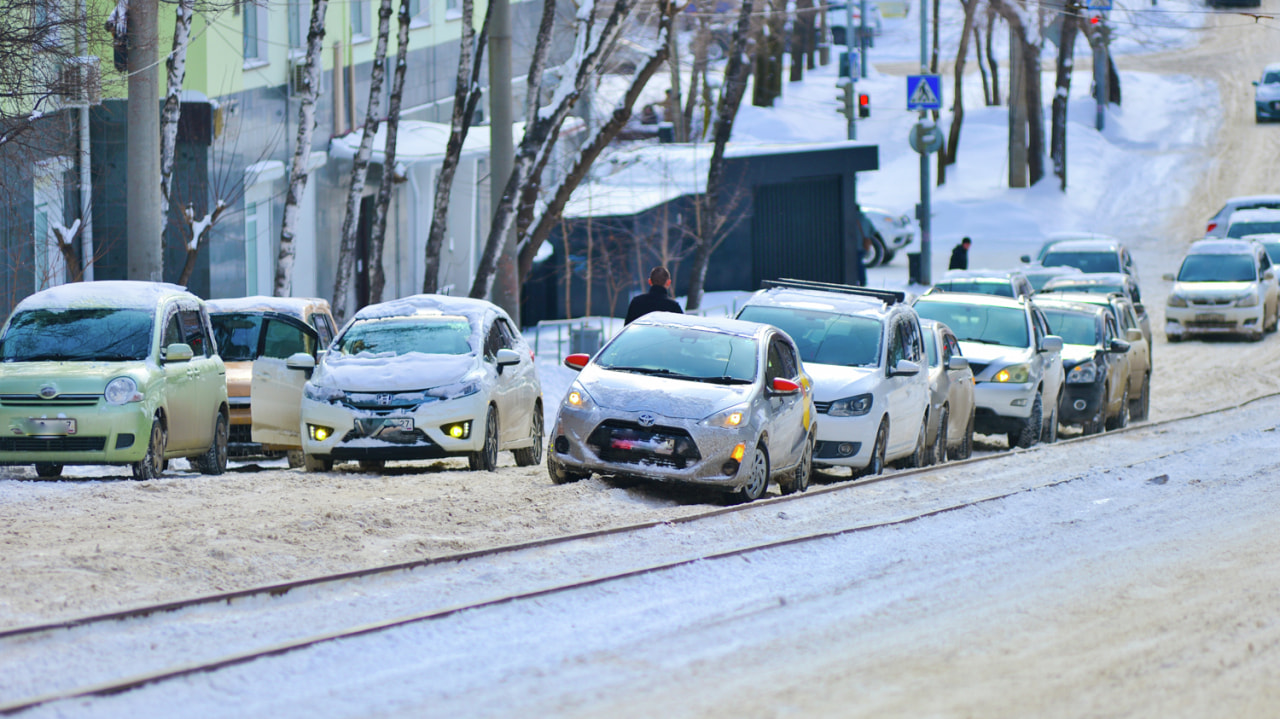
906, 75, 943, 112
1086, 0, 1112, 9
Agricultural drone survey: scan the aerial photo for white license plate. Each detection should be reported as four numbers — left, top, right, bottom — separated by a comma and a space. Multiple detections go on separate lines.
1195, 313, 1226, 322
29, 418, 76, 435
384, 417, 414, 431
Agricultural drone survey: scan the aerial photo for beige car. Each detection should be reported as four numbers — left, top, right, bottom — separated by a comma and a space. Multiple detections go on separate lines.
0, 281, 228, 479
1042, 292, 1151, 421
208, 297, 337, 462
919, 319, 976, 463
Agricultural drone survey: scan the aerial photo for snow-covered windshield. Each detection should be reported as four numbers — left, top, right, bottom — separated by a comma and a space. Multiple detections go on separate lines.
596, 324, 758, 383
1042, 310, 1100, 346
737, 305, 880, 367
933, 279, 1016, 298
1177, 254, 1257, 283
1042, 251, 1121, 274
336, 316, 474, 357
1228, 220, 1280, 238
210, 313, 262, 362
0, 308, 153, 362
915, 302, 1030, 348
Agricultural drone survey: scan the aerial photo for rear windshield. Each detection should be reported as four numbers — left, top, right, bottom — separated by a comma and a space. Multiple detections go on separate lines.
737, 305, 881, 367
210, 312, 263, 362
1228, 220, 1280, 238
915, 301, 1030, 348
933, 280, 1015, 298
336, 317, 475, 357
596, 324, 758, 383
1044, 281, 1125, 296
1042, 251, 1121, 274
0, 308, 153, 362
1176, 254, 1257, 283
1042, 309, 1100, 346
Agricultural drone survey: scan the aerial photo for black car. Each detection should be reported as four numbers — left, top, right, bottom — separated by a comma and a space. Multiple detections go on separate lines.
1035, 298, 1133, 435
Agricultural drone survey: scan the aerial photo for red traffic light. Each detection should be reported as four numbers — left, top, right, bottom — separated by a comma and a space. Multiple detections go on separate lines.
1090, 15, 1101, 24
858, 93, 870, 118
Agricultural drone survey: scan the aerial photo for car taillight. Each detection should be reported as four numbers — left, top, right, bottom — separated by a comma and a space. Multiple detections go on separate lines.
1206, 222, 1218, 233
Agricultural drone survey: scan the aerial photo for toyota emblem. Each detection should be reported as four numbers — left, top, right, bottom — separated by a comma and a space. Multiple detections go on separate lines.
637, 413, 656, 427
38, 385, 57, 399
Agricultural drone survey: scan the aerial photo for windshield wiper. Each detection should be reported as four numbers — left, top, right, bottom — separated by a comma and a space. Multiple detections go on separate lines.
965, 338, 1008, 346
689, 375, 753, 385
606, 366, 688, 378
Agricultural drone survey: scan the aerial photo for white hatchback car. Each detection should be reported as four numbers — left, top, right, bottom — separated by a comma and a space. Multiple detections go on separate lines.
736, 281, 931, 475
1164, 239, 1279, 342
272, 295, 544, 472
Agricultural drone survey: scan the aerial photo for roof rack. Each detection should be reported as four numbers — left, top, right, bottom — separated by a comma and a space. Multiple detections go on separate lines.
763, 278, 906, 305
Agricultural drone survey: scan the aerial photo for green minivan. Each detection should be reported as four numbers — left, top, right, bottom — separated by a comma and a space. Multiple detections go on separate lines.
0, 281, 229, 479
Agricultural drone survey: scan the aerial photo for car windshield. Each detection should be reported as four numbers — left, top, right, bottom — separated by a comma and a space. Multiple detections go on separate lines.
0, 308, 153, 362
1042, 251, 1121, 274
1228, 220, 1280, 238
737, 305, 880, 367
1262, 242, 1280, 264
1042, 310, 1100, 346
210, 312, 263, 361
335, 316, 474, 356
1265, 72, 1280, 84
596, 324, 758, 383
915, 302, 1030, 348
933, 280, 1015, 297
1176, 254, 1257, 282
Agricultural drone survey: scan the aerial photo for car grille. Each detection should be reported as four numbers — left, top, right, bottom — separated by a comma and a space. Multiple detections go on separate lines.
0, 436, 107, 452
0, 394, 100, 408
587, 420, 702, 469
1186, 320, 1238, 330
343, 423, 429, 445
340, 393, 427, 411
1189, 298, 1233, 307
813, 401, 832, 414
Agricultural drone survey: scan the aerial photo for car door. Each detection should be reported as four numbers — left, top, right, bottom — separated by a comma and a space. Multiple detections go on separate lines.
159, 305, 197, 451
1102, 315, 1129, 412
1115, 302, 1150, 387
178, 305, 224, 449
882, 319, 915, 454
764, 336, 805, 466
943, 332, 973, 439
496, 317, 538, 440
483, 318, 522, 445
1258, 248, 1279, 320
250, 314, 319, 448
1031, 307, 1063, 405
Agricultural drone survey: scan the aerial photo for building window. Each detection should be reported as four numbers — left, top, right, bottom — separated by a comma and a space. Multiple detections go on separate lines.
445, 0, 460, 19
351, 0, 370, 38
288, 0, 305, 50
408, 0, 428, 26
243, 0, 269, 64
244, 200, 271, 294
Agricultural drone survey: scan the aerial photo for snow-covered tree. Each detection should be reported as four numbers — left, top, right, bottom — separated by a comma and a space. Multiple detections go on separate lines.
159, 0, 194, 222
366, 0, 411, 305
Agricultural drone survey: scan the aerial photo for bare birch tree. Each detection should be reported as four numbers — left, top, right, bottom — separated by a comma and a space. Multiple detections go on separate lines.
993, 0, 1045, 186
945, 0, 982, 167
367, 0, 411, 304
159, 0, 194, 224
275, 0, 330, 296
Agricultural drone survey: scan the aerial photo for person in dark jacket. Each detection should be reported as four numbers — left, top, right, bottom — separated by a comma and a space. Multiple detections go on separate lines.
624, 266, 683, 324
949, 237, 971, 270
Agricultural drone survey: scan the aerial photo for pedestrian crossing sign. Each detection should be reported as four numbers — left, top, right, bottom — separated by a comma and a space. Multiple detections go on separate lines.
907, 75, 943, 111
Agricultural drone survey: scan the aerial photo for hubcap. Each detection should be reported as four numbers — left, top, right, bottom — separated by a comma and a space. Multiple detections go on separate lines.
747, 450, 768, 496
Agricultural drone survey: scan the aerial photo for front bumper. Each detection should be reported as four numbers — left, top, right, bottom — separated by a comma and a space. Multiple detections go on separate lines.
972, 381, 1037, 435
810, 412, 877, 469
1059, 382, 1106, 426
550, 405, 756, 489
1256, 100, 1280, 120
1165, 304, 1263, 337
299, 392, 489, 462
0, 401, 153, 465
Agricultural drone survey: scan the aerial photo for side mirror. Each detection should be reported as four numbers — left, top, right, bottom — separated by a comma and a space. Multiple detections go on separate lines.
286, 352, 316, 372
890, 359, 921, 377
1163, 273, 1176, 282
1020, 254, 1032, 264
1039, 335, 1064, 353
564, 353, 591, 371
770, 377, 801, 394
1264, 268, 1276, 281
1109, 338, 1132, 354
1254, 81, 1260, 87
946, 355, 969, 371
1125, 328, 1145, 343
496, 348, 521, 366
163, 343, 193, 363
1134, 302, 1146, 315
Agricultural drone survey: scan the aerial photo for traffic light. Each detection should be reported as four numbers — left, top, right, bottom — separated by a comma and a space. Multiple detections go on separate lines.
837, 81, 854, 122
858, 92, 871, 118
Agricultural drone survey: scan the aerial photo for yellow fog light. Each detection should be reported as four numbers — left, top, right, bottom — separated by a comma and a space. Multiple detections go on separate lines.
308, 424, 334, 442
442, 421, 471, 439
731, 443, 746, 461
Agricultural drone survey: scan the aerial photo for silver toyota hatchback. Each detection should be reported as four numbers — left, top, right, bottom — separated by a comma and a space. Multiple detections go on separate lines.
547, 312, 816, 503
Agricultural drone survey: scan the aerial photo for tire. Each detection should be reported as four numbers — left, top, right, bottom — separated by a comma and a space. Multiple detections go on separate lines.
931, 407, 949, 465
34, 463, 63, 478
861, 419, 888, 476
1042, 400, 1059, 444
468, 407, 499, 472
513, 405, 544, 467
882, 248, 897, 265
131, 419, 167, 480
303, 454, 333, 472
1166, 334, 1182, 343
953, 411, 975, 461
779, 436, 813, 495
728, 444, 770, 503
192, 412, 229, 475
547, 454, 589, 484
1008, 393, 1042, 449
358, 460, 386, 472
902, 417, 928, 468
1131, 373, 1151, 421
1106, 383, 1130, 430
1082, 399, 1105, 436
863, 234, 887, 268
286, 450, 305, 469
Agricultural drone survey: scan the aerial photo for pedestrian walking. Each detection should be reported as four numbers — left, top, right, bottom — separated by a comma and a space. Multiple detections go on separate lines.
624, 266, 683, 324
949, 237, 971, 270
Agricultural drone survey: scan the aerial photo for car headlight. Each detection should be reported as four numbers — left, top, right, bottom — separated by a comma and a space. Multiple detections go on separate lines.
1167, 294, 1187, 308
1237, 293, 1260, 308
899, 214, 912, 227
104, 377, 143, 405
827, 393, 873, 417
701, 404, 750, 428
303, 382, 345, 403
1066, 360, 1097, 384
426, 375, 483, 400
992, 364, 1031, 383
563, 383, 596, 411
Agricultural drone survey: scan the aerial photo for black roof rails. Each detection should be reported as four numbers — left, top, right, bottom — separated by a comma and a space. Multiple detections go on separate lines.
763, 278, 906, 305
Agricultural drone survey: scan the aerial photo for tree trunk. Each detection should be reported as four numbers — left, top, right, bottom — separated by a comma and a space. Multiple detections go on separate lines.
1023, 33, 1045, 186
683, 9, 710, 138
333, 0, 393, 323
159, 0, 193, 224
986, 9, 1000, 106
946, 0, 980, 166
422, 3, 489, 293
790, 0, 814, 82
275, 0, 329, 296
1006, 22, 1026, 188
667, 21, 686, 141
974, 22, 991, 106
367, 0, 412, 305
1051, 6, 1078, 191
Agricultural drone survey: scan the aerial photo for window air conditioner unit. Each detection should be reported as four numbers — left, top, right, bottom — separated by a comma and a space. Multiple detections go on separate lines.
60, 56, 101, 107
288, 56, 324, 97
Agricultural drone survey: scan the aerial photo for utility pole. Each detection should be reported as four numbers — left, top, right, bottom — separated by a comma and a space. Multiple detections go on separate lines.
840, 2, 856, 140
859, 0, 869, 78
917, 0, 932, 286
77, 0, 94, 281
127, 0, 162, 281
1094, 15, 1108, 131
488, 0, 518, 322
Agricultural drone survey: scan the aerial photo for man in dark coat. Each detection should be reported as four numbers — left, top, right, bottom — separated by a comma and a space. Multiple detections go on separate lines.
949, 237, 971, 270
625, 266, 683, 324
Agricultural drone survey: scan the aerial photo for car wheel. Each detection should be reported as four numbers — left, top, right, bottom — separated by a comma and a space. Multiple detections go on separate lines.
513, 404, 545, 467
882, 248, 897, 265
1082, 399, 1105, 436
1042, 399, 1059, 444
192, 412, 229, 475
358, 460, 386, 472
931, 407, 949, 465
902, 417, 928, 468
1106, 383, 1130, 431
547, 454, 589, 484
303, 454, 333, 472
728, 444, 770, 504
468, 407, 499, 472
779, 436, 813, 495
1131, 373, 1151, 421
34, 463, 63, 478
287, 450, 306, 469
1166, 333, 1182, 343
863, 234, 887, 268
954, 411, 975, 460
1008, 393, 1042, 449
131, 419, 167, 480
862, 419, 889, 476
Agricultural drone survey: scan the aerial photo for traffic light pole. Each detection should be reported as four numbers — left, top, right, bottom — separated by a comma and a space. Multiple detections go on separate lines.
917, 0, 932, 286
845, 2, 856, 140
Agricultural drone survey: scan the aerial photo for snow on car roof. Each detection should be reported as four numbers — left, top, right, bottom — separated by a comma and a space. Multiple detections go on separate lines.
632, 311, 768, 338
1242, 233, 1280, 243
1188, 238, 1259, 254
1225, 207, 1280, 223
940, 269, 1026, 280
915, 292, 1027, 310
1223, 194, 1280, 206
351, 294, 504, 326
1042, 272, 1130, 285
1042, 238, 1122, 253
206, 295, 330, 317
743, 286, 896, 319
1032, 296, 1107, 315
12, 281, 193, 313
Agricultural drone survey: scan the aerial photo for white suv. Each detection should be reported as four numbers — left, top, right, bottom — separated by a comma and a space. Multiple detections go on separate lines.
1164, 239, 1279, 342
913, 293, 1064, 449
736, 281, 930, 475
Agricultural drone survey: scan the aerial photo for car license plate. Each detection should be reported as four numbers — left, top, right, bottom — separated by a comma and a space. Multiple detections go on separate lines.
384, 417, 413, 431
654, 438, 676, 455
29, 418, 76, 435
1195, 313, 1225, 322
